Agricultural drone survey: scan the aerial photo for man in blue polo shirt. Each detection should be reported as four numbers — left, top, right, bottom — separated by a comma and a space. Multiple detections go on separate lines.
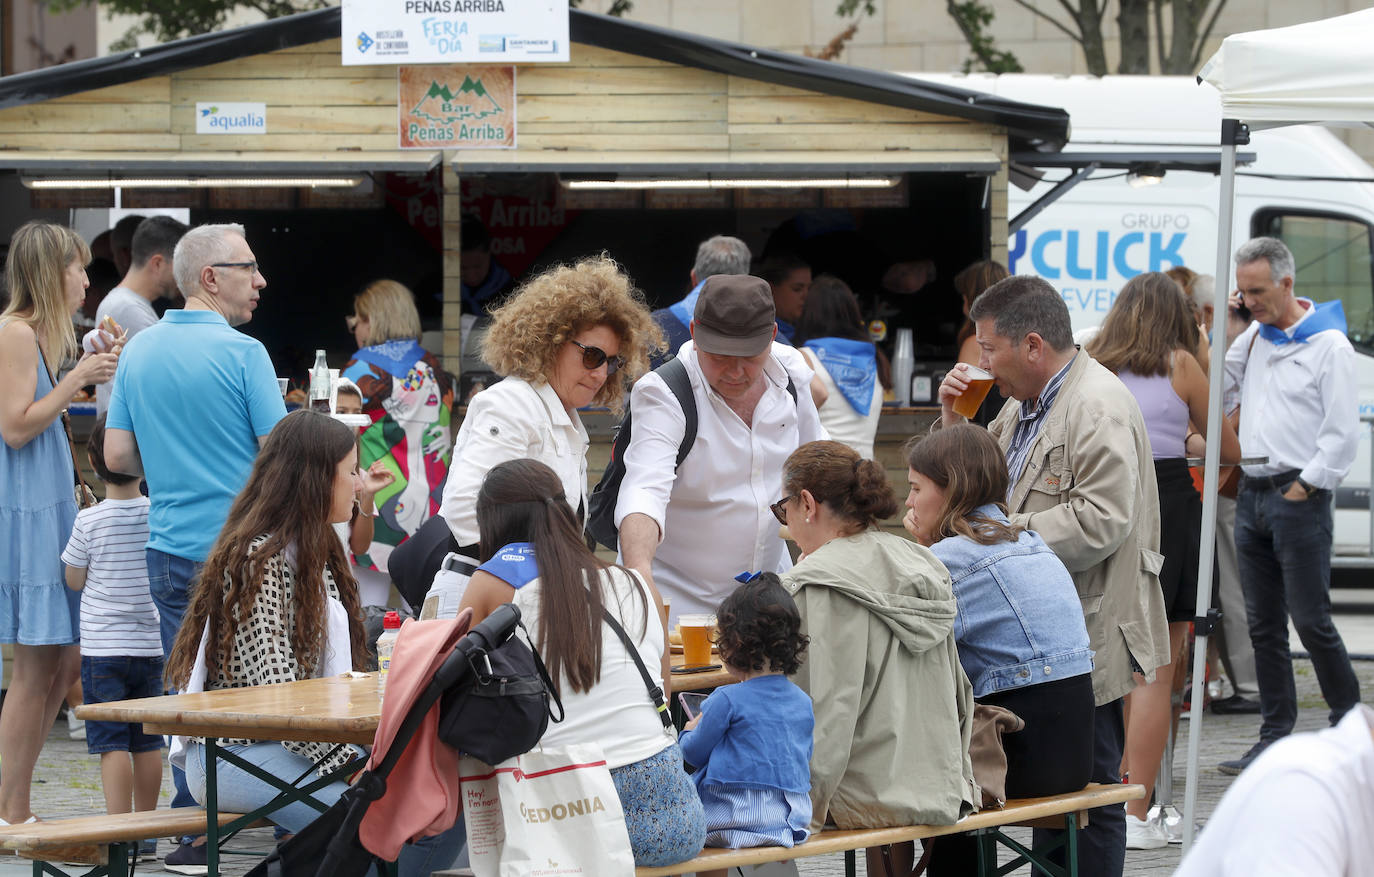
105, 222, 285, 873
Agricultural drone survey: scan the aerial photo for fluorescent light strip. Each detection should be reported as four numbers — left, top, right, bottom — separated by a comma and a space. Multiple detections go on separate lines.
562, 177, 900, 191
22, 177, 364, 190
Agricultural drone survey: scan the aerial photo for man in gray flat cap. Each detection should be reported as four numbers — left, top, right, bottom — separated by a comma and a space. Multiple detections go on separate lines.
616, 274, 825, 625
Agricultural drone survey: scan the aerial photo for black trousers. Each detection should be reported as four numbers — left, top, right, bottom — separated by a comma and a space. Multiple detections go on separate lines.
1031, 699, 1126, 877
927, 675, 1096, 876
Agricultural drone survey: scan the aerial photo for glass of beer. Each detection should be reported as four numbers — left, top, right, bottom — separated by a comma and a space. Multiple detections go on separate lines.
951, 365, 996, 420
679, 614, 714, 667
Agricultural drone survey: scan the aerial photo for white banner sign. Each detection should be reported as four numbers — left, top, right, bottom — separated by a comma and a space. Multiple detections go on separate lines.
341, 0, 569, 65
195, 102, 267, 135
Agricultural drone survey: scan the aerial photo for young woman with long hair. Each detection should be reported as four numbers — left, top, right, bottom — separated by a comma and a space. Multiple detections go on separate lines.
0, 221, 120, 823
903, 423, 1095, 875
159, 412, 459, 873
163, 410, 370, 829
1086, 271, 1241, 846
457, 459, 705, 868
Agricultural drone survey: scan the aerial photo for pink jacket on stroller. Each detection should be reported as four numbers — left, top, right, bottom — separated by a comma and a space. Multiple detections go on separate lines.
359, 610, 473, 859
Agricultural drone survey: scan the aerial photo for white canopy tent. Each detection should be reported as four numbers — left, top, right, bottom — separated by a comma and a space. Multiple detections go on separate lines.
1180, 7, 1374, 851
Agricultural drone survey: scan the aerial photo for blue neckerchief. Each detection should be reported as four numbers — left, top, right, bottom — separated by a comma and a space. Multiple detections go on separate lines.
351, 339, 427, 379
806, 337, 878, 416
1257, 299, 1347, 346
667, 279, 707, 332
776, 319, 795, 344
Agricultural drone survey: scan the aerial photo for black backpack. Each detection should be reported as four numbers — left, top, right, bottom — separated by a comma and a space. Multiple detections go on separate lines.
586, 356, 797, 552
586, 358, 696, 551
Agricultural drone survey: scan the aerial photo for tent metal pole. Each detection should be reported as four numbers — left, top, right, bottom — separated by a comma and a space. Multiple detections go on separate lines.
1183, 118, 1248, 852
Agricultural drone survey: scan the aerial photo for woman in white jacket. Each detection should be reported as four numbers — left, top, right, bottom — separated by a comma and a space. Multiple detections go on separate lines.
439, 254, 662, 553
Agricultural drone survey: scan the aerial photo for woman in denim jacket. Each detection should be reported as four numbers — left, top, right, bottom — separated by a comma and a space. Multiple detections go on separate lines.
905, 424, 1096, 875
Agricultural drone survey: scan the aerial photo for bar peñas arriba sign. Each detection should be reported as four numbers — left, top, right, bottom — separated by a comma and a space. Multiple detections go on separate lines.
398, 65, 516, 149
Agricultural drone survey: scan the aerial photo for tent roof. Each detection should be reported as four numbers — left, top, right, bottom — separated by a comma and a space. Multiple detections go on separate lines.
1199, 8, 1374, 129
0, 7, 1069, 154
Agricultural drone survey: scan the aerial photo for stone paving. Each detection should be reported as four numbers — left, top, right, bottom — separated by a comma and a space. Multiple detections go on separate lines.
3, 655, 1370, 876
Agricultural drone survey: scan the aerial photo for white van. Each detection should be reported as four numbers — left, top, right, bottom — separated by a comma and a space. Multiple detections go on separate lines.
909, 74, 1374, 564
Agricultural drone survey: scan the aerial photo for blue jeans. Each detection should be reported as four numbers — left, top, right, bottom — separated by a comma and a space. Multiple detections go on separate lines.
1235, 481, 1361, 740
184, 742, 466, 875
147, 548, 204, 814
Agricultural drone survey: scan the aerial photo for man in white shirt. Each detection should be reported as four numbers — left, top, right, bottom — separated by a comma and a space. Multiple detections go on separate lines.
1219, 236, 1362, 776
95, 216, 189, 415
616, 275, 825, 624
1176, 705, 1374, 876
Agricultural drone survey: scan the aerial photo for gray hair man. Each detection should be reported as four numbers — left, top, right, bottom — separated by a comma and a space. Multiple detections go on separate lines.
1218, 236, 1361, 776
619, 274, 825, 623
94, 216, 190, 414
938, 274, 1169, 877
650, 234, 753, 365
103, 222, 285, 870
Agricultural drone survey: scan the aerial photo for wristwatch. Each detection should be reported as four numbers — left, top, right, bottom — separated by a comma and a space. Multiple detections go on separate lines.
1295, 477, 1319, 498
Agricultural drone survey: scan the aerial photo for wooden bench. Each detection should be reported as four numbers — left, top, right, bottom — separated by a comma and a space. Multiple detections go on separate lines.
0, 808, 262, 877
633, 783, 1145, 877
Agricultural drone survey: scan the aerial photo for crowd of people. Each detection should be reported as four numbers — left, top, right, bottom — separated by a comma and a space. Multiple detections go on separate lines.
0, 213, 1365, 875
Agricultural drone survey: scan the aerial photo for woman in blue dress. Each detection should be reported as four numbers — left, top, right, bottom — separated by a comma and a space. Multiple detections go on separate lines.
0, 221, 120, 823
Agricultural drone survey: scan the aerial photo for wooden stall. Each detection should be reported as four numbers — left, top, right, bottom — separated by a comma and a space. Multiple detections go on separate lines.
0, 7, 1067, 522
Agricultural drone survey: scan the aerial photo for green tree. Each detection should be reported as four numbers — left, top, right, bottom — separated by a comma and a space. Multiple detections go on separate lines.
836, 0, 1020, 73
999, 0, 1227, 74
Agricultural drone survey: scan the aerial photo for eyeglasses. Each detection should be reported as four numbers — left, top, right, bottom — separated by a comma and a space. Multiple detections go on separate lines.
345, 314, 361, 332
210, 261, 259, 274
569, 339, 626, 376
769, 494, 796, 526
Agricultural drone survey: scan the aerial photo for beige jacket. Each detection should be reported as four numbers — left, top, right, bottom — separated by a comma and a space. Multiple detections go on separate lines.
988, 352, 1170, 706
782, 530, 978, 832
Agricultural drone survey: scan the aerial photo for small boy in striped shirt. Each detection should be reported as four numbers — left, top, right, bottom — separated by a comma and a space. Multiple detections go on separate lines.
62, 415, 163, 855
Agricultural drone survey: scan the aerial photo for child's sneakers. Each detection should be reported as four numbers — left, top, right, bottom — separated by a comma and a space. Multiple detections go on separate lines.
138, 839, 158, 861
66, 710, 85, 740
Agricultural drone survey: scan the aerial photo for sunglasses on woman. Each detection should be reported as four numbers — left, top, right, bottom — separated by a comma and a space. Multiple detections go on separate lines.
570, 339, 626, 376
769, 494, 796, 526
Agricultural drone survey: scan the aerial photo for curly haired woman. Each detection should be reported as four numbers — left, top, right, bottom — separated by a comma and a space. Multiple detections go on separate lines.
438, 254, 663, 552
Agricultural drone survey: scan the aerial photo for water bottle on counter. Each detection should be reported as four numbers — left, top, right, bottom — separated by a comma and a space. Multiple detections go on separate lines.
376, 610, 402, 692
891, 328, 914, 407
309, 349, 331, 412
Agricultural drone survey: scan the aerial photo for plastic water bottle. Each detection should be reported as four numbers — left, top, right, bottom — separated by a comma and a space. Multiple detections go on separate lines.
376, 610, 402, 693
310, 349, 331, 412
892, 328, 914, 407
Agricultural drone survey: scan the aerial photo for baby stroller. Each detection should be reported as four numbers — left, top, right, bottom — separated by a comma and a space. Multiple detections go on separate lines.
248, 603, 558, 877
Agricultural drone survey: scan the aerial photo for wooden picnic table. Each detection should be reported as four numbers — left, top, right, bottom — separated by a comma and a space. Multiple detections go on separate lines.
78, 672, 383, 746
668, 650, 735, 691
77, 673, 385, 876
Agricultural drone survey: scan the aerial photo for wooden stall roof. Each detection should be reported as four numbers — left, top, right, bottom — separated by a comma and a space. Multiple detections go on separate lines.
0, 7, 1068, 176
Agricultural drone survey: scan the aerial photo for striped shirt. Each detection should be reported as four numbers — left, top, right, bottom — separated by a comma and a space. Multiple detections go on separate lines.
61, 497, 162, 657
1005, 354, 1076, 496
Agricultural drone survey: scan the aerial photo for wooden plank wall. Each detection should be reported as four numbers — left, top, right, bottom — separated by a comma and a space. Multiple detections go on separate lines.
0, 40, 1007, 159
0, 38, 1010, 363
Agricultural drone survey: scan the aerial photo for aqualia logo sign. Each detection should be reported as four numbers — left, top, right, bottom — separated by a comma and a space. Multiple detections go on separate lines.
196, 102, 267, 135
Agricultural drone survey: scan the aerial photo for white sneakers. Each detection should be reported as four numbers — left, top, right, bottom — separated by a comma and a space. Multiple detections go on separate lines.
1125, 812, 1169, 850
66, 710, 85, 740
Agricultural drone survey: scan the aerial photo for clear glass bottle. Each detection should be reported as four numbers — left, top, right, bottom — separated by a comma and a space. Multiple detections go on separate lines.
310, 349, 331, 412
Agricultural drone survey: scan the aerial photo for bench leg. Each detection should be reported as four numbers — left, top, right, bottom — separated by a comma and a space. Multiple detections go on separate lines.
844, 849, 856, 877
971, 810, 1083, 877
